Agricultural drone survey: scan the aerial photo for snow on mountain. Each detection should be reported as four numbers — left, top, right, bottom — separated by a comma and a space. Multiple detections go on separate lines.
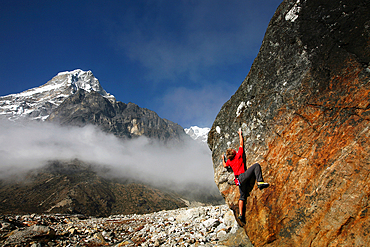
184, 126, 210, 143
0, 69, 115, 121
1, 70, 210, 145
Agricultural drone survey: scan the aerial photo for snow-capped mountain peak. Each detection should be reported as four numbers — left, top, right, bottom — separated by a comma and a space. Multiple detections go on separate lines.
0, 69, 115, 121
56, 69, 114, 99
184, 126, 210, 143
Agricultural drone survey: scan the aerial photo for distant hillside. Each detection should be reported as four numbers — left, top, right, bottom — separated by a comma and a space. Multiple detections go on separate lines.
0, 160, 187, 216
0, 69, 223, 216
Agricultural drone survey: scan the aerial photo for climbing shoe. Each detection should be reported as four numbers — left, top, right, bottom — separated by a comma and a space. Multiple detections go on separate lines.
237, 215, 245, 224
257, 182, 269, 190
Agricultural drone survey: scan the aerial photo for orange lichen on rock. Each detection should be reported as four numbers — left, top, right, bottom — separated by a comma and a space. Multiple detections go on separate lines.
208, 0, 370, 246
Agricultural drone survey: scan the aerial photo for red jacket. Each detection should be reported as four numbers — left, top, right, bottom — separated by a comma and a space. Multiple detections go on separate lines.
226, 147, 245, 185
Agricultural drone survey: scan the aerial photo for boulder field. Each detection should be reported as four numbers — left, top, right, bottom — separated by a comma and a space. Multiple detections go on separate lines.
208, 0, 370, 246
1, 205, 251, 246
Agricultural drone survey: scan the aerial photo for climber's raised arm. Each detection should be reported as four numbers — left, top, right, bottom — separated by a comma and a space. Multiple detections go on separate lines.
238, 128, 243, 149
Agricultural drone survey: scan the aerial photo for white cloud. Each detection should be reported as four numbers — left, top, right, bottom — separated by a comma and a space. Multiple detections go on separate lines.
0, 120, 215, 190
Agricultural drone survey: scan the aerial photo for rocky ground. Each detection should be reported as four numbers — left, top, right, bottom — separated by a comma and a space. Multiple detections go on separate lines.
0, 204, 252, 247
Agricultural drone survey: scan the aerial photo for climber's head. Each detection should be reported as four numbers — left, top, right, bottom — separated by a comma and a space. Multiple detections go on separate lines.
226, 148, 236, 161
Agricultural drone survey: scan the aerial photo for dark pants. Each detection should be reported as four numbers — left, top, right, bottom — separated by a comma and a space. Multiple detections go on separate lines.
238, 163, 264, 201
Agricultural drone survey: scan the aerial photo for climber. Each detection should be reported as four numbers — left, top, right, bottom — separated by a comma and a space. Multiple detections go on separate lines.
221, 128, 269, 222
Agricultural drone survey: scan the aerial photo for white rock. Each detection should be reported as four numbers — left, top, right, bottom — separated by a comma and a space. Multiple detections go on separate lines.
202, 218, 219, 229
176, 208, 201, 223
215, 223, 228, 233
217, 230, 228, 240
223, 210, 237, 228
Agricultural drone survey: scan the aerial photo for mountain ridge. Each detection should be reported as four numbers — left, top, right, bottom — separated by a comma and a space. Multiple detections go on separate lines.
0, 69, 186, 142
184, 126, 210, 143
0, 69, 223, 216
0, 69, 115, 121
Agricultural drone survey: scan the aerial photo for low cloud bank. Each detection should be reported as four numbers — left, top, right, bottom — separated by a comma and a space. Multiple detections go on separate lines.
0, 120, 217, 192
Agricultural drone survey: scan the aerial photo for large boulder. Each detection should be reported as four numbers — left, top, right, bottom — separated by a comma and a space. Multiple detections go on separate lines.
208, 0, 370, 246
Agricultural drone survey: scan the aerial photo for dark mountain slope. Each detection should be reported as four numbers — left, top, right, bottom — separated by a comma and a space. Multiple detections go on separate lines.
0, 160, 186, 217
47, 89, 186, 142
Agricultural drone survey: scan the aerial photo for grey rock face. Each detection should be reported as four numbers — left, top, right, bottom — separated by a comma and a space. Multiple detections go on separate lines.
208, 0, 370, 246
47, 89, 186, 141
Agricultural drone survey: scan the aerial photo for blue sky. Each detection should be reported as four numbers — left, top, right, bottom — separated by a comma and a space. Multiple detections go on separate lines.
0, 0, 281, 128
